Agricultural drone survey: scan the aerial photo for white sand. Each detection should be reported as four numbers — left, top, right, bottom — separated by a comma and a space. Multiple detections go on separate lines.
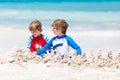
0, 27, 120, 80
0, 48, 120, 80
0, 64, 120, 80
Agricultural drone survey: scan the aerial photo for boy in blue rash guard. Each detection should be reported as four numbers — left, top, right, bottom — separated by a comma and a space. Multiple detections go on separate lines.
37, 19, 82, 59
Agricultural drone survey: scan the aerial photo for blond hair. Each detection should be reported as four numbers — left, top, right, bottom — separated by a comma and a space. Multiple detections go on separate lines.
51, 19, 68, 34
29, 20, 42, 32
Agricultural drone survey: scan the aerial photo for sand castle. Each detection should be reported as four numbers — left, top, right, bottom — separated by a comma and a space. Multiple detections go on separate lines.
0, 48, 120, 69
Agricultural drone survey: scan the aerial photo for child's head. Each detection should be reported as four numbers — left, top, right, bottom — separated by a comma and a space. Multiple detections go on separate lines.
51, 19, 68, 35
29, 20, 42, 37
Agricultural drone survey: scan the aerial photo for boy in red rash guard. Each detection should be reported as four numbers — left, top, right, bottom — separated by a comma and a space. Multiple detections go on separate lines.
27, 20, 49, 61
30, 34, 46, 53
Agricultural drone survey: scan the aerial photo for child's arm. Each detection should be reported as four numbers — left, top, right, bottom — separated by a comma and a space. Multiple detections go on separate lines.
37, 38, 53, 55
66, 36, 82, 55
42, 34, 51, 52
26, 35, 33, 49
42, 34, 50, 43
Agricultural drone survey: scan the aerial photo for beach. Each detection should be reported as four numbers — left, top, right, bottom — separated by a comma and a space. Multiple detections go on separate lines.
0, 27, 120, 80
0, 27, 120, 54
0, 46, 120, 80
0, 64, 120, 80
0, 1, 120, 80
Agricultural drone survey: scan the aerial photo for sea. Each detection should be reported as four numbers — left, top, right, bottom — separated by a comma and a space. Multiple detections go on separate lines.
0, 1, 120, 54
0, 1, 120, 30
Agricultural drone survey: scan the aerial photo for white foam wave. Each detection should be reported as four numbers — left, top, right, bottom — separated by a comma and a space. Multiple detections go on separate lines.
0, 10, 120, 22
67, 30, 120, 37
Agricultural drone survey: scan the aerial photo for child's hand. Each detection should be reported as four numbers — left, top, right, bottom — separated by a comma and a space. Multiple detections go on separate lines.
33, 52, 37, 55
77, 54, 81, 58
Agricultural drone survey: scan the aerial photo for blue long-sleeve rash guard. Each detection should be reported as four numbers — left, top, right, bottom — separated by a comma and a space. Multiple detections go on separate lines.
37, 34, 82, 55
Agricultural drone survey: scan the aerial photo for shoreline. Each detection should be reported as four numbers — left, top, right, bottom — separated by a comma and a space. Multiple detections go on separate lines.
0, 27, 120, 54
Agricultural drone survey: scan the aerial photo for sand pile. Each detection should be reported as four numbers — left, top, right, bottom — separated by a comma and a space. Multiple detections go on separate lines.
0, 48, 120, 69
0, 48, 42, 67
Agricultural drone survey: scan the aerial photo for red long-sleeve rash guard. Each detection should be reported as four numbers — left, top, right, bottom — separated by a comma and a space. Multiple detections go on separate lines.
30, 34, 46, 52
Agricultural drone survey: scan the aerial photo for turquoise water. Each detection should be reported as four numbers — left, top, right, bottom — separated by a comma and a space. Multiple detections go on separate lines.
0, 1, 120, 53
0, 2, 120, 30
0, 2, 120, 11
0, 0, 119, 2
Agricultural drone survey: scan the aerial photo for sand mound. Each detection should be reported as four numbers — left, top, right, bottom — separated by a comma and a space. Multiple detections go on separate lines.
0, 48, 120, 69
0, 48, 42, 67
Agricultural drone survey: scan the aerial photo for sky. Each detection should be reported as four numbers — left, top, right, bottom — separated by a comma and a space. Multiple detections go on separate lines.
0, 0, 119, 2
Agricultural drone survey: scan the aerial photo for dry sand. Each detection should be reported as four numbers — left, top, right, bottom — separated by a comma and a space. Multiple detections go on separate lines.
0, 27, 120, 80
0, 48, 120, 80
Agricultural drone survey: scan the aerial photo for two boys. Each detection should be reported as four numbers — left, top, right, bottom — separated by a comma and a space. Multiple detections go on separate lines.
27, 19, 82, 62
